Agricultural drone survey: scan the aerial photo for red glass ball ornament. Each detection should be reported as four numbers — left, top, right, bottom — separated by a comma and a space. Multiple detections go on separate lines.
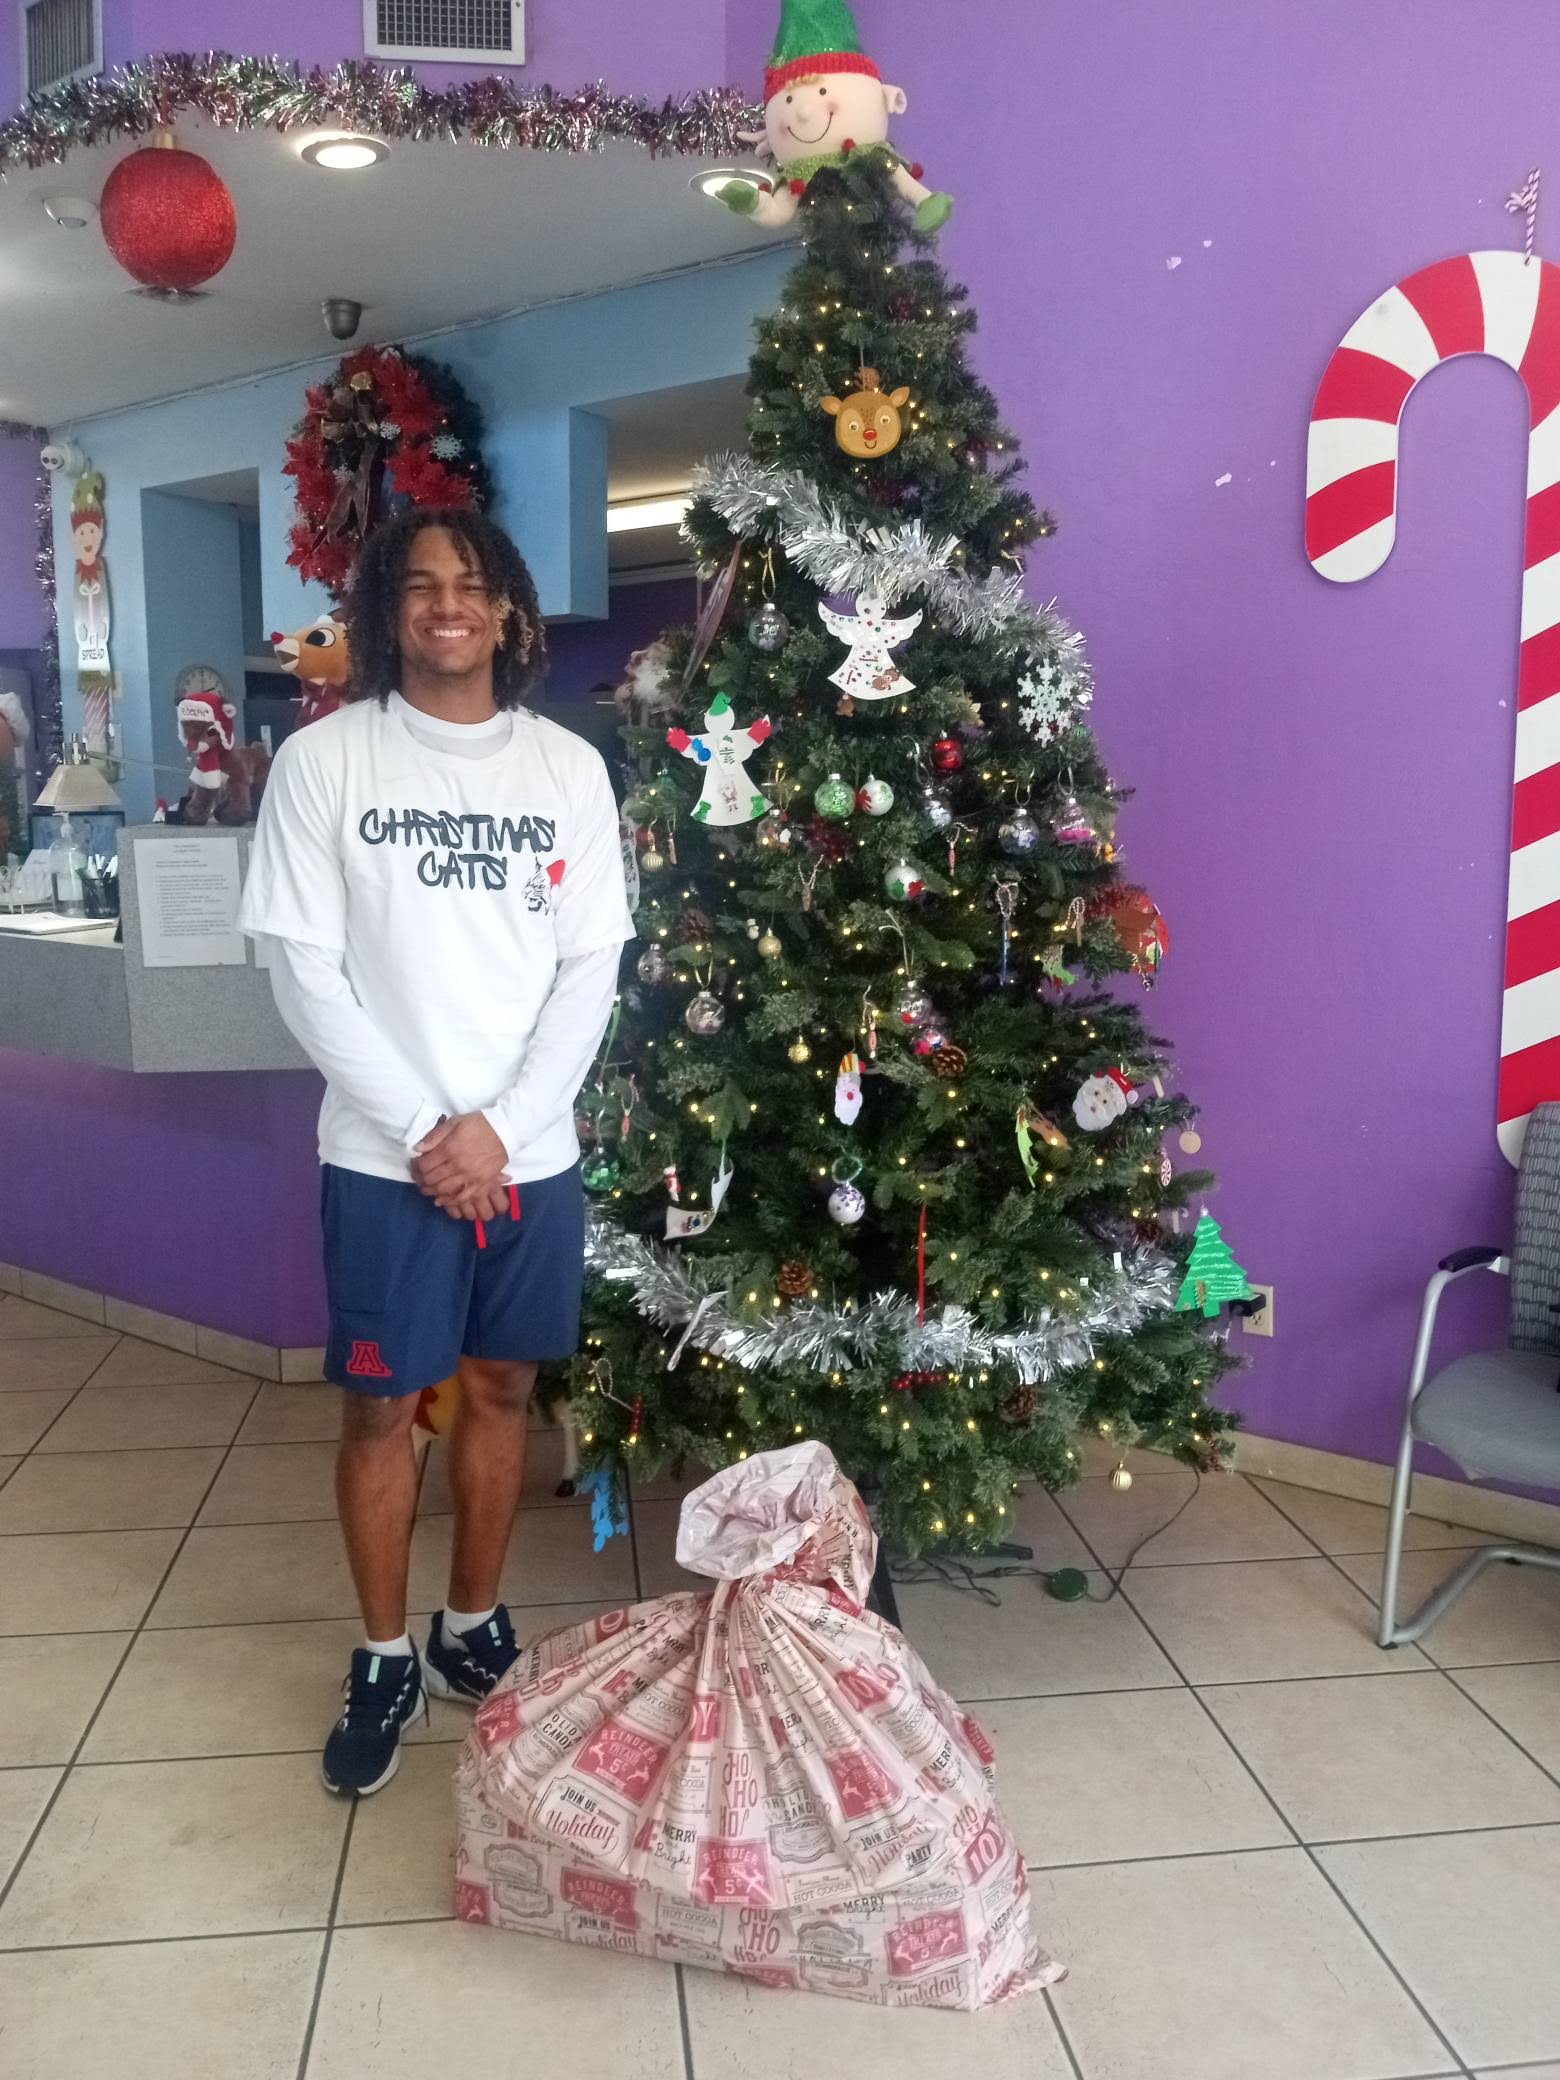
101, 137, 237, 295
929, 735, 964, 774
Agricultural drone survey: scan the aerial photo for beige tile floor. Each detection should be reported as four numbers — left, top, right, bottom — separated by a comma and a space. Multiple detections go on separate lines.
2, 1302, 1560, 2078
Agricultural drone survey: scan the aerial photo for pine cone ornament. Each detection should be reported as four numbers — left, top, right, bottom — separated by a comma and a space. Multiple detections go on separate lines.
1002, 1384, 1037, 1426
930, 1044, 968, 1079
680, 908, 714, 941
777, 1261, 814, 1298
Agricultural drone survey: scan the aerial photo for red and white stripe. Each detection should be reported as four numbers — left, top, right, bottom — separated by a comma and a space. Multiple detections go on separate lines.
1307, 249, 1560, 1163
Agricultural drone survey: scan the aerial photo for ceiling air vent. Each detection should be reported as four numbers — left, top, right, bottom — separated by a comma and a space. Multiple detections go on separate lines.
364, 0, 525, 65
20, 0, 100, 95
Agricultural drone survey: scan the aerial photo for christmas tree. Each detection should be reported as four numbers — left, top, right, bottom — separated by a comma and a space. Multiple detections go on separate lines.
575, 152, 1238, 1553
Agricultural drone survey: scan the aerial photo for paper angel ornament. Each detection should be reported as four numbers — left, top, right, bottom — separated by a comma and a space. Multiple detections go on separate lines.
818, 592, 922, 702
667, 693, 773, 825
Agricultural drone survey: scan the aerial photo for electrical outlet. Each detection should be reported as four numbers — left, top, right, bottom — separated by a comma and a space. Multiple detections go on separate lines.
1244, 1284, 1274, 1338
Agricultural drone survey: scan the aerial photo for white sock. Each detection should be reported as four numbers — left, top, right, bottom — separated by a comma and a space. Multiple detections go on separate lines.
365, 1633, 414, 1660
443, 1604, 497, 1648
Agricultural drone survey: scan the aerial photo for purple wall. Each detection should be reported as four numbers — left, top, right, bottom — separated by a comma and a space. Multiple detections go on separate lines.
545, 579, 696, 705
852, 0, 1538, 1467
0, 1051, 327, 1346
0, 436, 44, 652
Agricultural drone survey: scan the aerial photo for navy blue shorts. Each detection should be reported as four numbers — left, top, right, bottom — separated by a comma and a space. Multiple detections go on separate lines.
321, 1161, 586, 1398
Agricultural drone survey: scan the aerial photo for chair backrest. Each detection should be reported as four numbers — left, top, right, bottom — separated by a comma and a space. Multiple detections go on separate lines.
1510, 1102, 1560, 1352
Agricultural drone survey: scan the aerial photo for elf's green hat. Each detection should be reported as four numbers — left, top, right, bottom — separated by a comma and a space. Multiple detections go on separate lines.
765, 0, 879, 101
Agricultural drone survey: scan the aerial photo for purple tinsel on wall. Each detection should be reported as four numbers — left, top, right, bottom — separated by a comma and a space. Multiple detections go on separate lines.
0, 421, 63, 774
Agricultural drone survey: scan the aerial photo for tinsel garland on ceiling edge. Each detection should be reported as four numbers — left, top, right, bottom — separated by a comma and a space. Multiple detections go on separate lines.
0, 422, 63, 773
586, 1218, 1178, 1385
0, 52, 760, 171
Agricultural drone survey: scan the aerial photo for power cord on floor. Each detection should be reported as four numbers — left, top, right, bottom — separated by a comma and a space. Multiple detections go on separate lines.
891, 1470, 1204, 1607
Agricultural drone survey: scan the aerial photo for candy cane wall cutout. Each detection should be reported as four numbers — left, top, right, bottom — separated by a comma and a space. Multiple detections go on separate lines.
1307, 249, 1560, 1163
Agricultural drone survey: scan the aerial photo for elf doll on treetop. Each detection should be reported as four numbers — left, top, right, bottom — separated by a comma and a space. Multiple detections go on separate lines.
713, 0, 954, 234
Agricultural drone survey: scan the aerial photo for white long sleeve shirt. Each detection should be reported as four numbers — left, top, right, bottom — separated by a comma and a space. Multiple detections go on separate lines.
266, 935, 622, 1174
240, 694, 634, 1182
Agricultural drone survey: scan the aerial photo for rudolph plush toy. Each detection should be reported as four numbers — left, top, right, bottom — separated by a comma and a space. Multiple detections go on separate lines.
271, 614, 351, 728
714, 0, 953, 235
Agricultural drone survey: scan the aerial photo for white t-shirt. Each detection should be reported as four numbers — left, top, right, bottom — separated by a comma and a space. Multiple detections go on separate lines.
241, 694, 634, 1182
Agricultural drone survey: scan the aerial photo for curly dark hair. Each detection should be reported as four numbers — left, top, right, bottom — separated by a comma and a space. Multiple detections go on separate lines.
345, 507, 547, 710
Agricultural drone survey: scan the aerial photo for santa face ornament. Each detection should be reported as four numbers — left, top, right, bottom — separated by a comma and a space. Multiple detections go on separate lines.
1073, 1068, 1139, 1133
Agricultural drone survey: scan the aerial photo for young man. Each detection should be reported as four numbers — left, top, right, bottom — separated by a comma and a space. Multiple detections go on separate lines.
241, 510, 632, 1796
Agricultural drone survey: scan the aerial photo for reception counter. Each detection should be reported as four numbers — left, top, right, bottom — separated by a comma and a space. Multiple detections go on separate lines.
0, 823, 308, 1074
0, 825, 327, 1365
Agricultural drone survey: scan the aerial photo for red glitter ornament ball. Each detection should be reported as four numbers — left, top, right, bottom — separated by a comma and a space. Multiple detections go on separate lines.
929, 735, 964, 774
101, 137, 237, 295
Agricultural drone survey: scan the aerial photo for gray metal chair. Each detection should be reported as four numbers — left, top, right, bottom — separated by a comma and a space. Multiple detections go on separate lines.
1380, 1100, 1560, 1646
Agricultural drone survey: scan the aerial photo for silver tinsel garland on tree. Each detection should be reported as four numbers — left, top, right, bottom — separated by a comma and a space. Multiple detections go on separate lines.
586, 1218, 1176, 1385
689, 453, 1093, 669
0, 53, 758, 172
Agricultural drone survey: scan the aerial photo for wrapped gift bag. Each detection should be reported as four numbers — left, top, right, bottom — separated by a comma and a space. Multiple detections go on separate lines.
454, 1441, 1063, 2009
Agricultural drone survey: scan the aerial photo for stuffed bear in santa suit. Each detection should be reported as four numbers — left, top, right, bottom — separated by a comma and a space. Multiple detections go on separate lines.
713, 0, 953, 235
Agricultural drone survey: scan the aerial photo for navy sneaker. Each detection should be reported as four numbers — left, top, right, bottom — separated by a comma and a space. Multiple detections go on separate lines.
423, 1606, 520, 1705
321, 1646, 424, 1797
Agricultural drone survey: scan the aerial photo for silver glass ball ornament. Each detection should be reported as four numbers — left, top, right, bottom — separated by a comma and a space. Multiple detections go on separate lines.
922, 789, 955, 832
747, 601, 791, 653
685, 989, 726, 1036
998, 806, 1042, 857
637, 945, 670, 985
892, 979, 935, 1029
827, 1182, 867, 1226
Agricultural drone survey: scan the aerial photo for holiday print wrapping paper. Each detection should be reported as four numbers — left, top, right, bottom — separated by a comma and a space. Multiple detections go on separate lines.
454, 1442, 1063, 2009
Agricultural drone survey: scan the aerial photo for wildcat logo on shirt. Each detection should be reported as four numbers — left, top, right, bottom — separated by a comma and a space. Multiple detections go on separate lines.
357, 806, 566, 902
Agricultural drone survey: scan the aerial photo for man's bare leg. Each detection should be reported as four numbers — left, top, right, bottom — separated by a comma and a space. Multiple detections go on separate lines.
336, 1389, 421, 1641
447, 1355, 537, 1614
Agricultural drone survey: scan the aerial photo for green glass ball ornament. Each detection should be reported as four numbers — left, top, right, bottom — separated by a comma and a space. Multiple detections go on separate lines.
747, 601, 791, 653
856, 775, 894, 817
885, 859, 925, 903
637, 945, 669, 985
814, 773, 855, 821
581, 1148, 620, 1193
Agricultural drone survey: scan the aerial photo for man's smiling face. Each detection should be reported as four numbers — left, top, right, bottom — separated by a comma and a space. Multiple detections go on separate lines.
395, 525, 505, 684
765, 69, 891, 162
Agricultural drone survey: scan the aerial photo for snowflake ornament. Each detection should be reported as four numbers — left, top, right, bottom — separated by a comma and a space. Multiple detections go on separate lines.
376, 420, 402, 442
431, 433, 464, 460
1018, 656, 1092, 743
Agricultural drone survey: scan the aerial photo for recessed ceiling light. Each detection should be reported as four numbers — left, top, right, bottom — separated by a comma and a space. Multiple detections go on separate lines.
688, 167, 772, 201
42, 194, 96, 229
299, 135, 390, 172
606, 495, 692, 534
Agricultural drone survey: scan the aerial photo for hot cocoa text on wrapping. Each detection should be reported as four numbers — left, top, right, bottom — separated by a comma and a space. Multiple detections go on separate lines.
358, 807, 557, 891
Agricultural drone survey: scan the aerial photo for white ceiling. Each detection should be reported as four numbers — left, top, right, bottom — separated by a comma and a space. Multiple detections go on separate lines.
0, 116, 771, 425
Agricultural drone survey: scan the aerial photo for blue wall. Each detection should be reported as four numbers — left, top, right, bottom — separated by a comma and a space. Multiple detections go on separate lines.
53, 254, 786, 817
141, 493, 250, 794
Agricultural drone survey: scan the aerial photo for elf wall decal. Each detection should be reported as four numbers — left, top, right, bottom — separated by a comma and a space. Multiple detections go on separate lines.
1306, 248, 1560, 1163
